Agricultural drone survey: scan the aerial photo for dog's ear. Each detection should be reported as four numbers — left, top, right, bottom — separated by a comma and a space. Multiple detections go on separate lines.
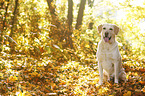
98, 24, 103, 33
113, 25, 120, 35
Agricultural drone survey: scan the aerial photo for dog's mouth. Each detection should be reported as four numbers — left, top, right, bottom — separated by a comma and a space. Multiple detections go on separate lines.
104, 37, 111, 42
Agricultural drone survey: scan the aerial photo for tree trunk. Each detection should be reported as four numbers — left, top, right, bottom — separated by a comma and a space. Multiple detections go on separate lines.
67, 0, 73, 49
75, 0, 86, 29
2, 0, 10, 32
46, 0, 60, 27
46, 0, 63, 43
0, 2, 4, 9
46, 0, 57, 16
88, 0, 94, 29
10, 0, 19, 53
68, 0, 73, 30
46, 0, 74, 49
10, 0, 19, 37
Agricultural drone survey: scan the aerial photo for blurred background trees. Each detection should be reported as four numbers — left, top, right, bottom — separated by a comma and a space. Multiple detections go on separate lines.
0, 0, 144, 62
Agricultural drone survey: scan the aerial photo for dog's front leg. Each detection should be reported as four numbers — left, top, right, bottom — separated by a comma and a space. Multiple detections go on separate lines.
98, 62, 103, 85
114, 62, 119, 83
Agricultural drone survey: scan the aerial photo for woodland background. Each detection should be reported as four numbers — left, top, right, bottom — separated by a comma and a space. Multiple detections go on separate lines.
0, 0, 145, 95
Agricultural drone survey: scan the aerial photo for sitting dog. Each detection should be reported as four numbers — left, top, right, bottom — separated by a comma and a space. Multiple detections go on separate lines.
96, 24, 126, 85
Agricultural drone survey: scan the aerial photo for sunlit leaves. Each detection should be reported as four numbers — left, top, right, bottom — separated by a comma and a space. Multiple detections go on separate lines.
8, 75, 18, 82
0, 0, 145, 95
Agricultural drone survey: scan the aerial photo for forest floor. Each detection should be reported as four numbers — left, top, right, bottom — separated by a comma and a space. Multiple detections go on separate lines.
0, 53, 145, 96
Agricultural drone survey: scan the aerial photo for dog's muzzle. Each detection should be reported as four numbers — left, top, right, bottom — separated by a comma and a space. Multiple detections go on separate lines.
104, 36, 111, 42
104, 32, 111, 42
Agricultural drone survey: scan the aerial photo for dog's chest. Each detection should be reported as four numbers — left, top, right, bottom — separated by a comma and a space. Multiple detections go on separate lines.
97, 43, 120, 73
97, 48, 116, 61
101, 54, 114, 72
97, 42, 120, 61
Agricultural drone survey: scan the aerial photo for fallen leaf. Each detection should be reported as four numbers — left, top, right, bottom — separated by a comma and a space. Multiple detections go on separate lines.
123, 91, 131, 96
139, 81, 145, 85
141, 86, 145, 93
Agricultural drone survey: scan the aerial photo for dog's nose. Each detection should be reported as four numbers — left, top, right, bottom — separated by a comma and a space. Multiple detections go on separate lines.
105, 32, 109, 37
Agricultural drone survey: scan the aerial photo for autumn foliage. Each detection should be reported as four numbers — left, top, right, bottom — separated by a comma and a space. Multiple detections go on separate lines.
0, 0, 145, 95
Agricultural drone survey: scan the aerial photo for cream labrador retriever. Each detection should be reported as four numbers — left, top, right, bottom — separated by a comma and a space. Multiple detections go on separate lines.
97, 24, 126, 85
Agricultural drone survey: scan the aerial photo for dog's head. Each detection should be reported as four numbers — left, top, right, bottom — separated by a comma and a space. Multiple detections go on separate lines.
98, 24, 119, 43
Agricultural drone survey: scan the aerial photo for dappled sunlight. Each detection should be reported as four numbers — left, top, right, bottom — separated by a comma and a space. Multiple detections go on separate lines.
60, 61, 100, 95
0, 0, 145, 95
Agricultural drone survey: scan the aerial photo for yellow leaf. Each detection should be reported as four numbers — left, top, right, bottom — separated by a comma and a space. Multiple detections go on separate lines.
16, 90, 32, 96
9, 75, 18, 82
16, 91, 22, 96
134, 72, 138, 76
126, 76, 129, 80
13, 75, 18, 81
0, 73, 3, 78
85, 44, 90, 48
123, 91, 131, 96
142, 86, 145, 93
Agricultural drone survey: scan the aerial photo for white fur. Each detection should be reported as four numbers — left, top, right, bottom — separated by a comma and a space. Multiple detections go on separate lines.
97, 24, 126, 85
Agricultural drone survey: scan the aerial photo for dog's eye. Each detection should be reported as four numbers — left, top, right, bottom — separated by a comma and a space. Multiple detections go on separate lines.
109, 28, 113, 30
103, 27, 106, 30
